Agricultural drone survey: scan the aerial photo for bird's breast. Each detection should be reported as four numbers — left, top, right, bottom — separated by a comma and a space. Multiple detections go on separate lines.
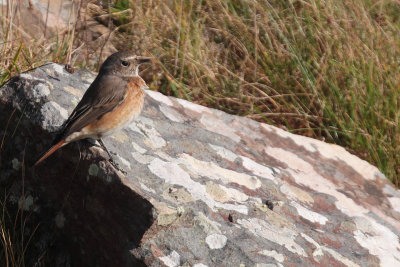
80, 78, 146, 138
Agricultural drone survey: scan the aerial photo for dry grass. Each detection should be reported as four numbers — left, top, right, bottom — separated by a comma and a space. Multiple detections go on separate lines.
0, 0, 80, 85
0, 194, 40, 267
108, 0, 400, 184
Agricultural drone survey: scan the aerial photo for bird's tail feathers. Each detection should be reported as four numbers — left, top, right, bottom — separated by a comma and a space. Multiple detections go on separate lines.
33, 139, 66, 167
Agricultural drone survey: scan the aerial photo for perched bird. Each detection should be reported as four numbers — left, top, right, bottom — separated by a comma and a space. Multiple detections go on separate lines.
34, 51, 151, 166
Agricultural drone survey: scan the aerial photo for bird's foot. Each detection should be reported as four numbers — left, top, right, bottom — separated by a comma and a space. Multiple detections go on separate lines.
108, 158, 127, 175
97, 139, 127, 174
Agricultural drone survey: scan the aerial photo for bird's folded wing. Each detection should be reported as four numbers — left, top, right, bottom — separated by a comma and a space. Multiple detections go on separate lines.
57, 75, 128, 140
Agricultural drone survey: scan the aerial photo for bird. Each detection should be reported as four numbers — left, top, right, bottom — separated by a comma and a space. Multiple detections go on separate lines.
34, 51, 151, 166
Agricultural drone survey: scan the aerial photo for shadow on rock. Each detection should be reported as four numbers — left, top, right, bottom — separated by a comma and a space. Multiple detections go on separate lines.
0, 108, 154, 267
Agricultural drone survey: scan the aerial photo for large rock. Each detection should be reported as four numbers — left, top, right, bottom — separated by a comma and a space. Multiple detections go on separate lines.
1, 63, 400, 266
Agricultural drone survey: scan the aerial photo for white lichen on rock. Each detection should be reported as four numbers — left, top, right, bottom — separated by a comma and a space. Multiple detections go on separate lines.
238, 218, 306, 257
40, 101, 68, 127
209, 144, 238, 162
32, 83, 50, 98
148, 158, 248, 214
159, 250, 180, 267
291, 201, 328, 225
205, 233, 227, 249
178, 153, 261, 190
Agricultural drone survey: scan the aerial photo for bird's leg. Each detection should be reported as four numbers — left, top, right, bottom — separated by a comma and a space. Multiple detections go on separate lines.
98, 139, 126, 174
98, 138, 115, 161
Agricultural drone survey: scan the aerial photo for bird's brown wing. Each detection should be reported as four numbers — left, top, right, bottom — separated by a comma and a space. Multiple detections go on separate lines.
57, 74, 128, 141
34, 75, 128, 166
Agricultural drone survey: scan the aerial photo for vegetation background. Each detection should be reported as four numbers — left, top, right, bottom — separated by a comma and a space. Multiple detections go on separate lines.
0, 0, 399, 264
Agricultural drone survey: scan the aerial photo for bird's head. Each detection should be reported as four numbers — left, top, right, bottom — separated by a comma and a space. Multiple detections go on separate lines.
99, 51, 151, 78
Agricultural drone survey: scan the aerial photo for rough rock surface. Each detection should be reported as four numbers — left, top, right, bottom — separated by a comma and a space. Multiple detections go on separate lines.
1, 64, 400, 267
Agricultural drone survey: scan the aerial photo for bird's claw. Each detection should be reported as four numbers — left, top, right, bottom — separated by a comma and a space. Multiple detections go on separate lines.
108, 158, 127, 175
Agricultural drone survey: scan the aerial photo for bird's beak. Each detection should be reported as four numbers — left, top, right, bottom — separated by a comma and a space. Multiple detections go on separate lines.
137, 56, 152, 64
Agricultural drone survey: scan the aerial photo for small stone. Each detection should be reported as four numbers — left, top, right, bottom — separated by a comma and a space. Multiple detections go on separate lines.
64, 64, 75, 73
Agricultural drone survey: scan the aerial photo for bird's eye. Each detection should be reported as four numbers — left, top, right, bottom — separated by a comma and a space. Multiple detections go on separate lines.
121, 60, 130, 67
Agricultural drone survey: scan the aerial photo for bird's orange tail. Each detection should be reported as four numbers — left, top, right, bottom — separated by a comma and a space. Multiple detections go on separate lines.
33, 139, 66, 167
